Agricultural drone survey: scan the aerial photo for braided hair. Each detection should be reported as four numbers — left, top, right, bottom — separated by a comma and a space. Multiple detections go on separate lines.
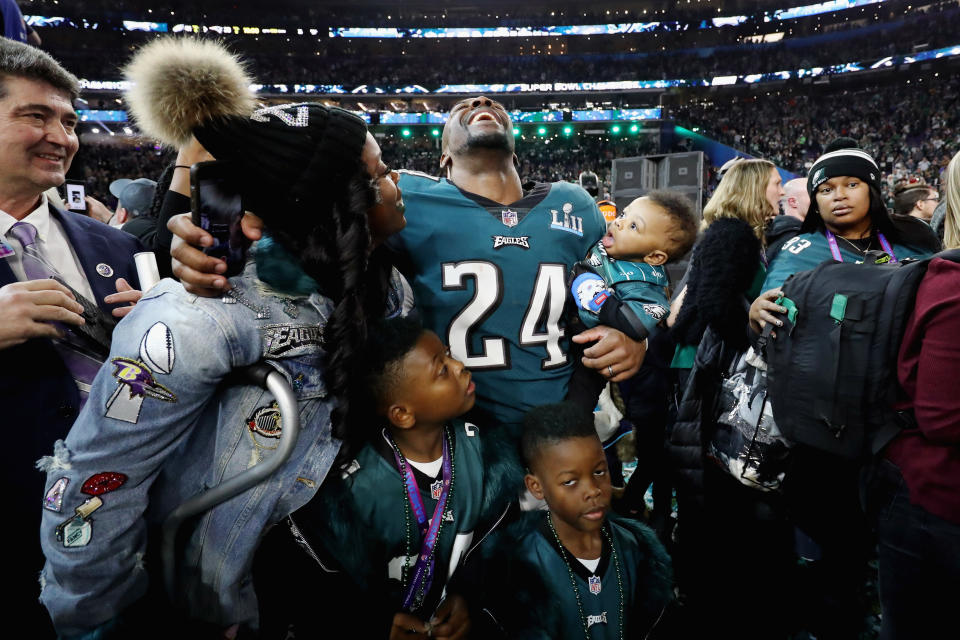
270, 163, 393, 464
146, 162, 176, 220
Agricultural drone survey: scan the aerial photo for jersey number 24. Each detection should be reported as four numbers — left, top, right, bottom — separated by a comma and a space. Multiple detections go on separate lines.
442, 261, 567, 370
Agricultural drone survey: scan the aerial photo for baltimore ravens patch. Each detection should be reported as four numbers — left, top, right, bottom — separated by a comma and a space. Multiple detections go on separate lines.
105, 357, 177, 424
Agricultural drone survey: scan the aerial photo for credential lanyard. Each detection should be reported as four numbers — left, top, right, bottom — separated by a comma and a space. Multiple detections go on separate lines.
825, 230, 898, 263
390, 430, 453, 612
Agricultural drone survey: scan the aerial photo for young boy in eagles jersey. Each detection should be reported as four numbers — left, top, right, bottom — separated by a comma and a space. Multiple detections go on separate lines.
471, 403, 673, 639
571, 190, 697, 342
290, 317, 521, 640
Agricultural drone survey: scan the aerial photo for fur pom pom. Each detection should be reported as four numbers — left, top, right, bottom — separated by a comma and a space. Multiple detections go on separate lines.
123, 38, 255, 147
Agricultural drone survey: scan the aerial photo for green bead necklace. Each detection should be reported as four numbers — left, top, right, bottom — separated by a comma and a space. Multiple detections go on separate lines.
388, 426, 455, 613
546, 511, 624, 640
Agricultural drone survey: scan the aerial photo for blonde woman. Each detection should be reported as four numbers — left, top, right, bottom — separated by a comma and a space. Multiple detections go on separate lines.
872, 148, 960, 639
670, 158, 783, 359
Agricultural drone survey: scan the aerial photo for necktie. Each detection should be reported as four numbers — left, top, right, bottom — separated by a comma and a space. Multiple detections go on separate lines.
7, 221, 102, 406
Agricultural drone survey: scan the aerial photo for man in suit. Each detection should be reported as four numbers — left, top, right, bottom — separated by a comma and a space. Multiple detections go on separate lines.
0, 38, 143, 632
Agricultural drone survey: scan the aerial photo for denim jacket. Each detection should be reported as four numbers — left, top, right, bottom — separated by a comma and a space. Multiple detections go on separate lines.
39, 262, 407, 636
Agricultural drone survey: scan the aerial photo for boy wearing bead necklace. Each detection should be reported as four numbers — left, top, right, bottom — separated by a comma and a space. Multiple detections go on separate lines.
289, 317, 521, 639
472, 403, 673, 639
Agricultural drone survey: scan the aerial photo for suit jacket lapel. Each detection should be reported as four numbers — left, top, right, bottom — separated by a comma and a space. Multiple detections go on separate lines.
52, 206, 116, 314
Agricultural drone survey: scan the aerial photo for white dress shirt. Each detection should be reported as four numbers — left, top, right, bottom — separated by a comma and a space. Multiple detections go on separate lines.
0, 194, 98, 303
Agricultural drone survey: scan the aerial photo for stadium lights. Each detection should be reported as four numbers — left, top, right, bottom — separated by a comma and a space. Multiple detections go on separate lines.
513, 127, 521, 137
401, 128, 412, 138
628, 123, 640, 134
430, 128, 440, 137
537, 126, 548, 135
610, 124, 622, 135
562, 125, 573, 136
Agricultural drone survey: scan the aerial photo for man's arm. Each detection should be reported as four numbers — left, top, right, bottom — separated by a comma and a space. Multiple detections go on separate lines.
572, 326, 647, 382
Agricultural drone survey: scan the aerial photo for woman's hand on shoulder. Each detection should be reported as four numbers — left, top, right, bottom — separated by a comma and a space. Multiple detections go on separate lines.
749, 288, 785, 334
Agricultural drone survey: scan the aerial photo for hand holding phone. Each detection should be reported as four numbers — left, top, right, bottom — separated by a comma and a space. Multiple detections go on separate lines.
190, 161, 248, 278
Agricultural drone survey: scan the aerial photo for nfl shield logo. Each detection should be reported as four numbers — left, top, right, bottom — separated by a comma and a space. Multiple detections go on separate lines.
431, 480, 444, 500
588, 575, 602, 594
501, 209, 518, 227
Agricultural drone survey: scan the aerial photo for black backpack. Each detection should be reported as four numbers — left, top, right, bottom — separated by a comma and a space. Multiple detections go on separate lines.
763, 249, 960, 459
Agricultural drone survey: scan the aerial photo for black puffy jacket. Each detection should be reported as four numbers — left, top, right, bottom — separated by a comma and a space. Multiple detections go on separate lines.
668, 218, 762, 504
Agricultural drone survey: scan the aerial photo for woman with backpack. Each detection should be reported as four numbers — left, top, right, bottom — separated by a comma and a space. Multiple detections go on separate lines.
667, 159, 799, 638
870, 149, 960, 639
748, 141, 941, 639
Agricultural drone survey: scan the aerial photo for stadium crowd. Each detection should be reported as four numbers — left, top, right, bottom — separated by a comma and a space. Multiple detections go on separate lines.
673, 73, 960, 189
3, 2, 960, 638
15, 0, 901, 30
27, 1, 959, 89
241, 6, 960, 87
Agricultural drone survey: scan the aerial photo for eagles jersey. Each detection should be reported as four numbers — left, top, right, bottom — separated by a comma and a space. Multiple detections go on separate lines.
389, 172, 606, 426
305, 420, 484, 617
571, 242, 670, 341
479, 513, 674, 639
764, 231, 934, 291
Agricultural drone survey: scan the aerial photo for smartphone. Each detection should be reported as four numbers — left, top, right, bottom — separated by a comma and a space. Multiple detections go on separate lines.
64, 179, 87, 211
190, 161, 247, 278
50, 274, 115, 358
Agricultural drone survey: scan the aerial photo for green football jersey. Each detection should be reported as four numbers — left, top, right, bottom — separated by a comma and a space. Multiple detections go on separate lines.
521, 517, 632, 639
321, 420, 485, 617
764, 231, 934, 291
389, 173, 606, 426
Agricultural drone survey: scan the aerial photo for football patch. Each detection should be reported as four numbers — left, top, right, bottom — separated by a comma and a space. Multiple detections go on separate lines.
139, 322, 175, 375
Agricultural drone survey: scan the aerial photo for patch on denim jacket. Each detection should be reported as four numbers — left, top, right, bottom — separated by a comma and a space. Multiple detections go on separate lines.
55, 497, 102, 547
247, 401, 283, 465
139, 322, 175, 375
105, 357, 177, 424
248, 402, 282, 439
81, 472, 128, 496
262, 324, 324, 357
292, 373, 305, 393
61, 518, 92, 548
43, 477, 69, 512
